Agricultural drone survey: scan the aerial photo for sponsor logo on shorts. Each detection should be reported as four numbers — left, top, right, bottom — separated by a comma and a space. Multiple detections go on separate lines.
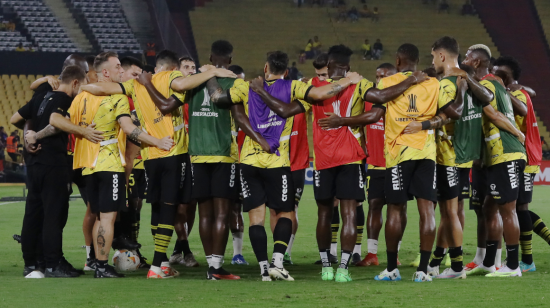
433, 167, 437, 190
229, 164, 236, 188
240, 169, 250, 199
490, 183, 498, 196
524, 173, 532, 192
359, 166, 364, 189
391, 166, 402, 191
180, 162, 186, 189
113, 174, 119, 201
446, 167, 457, 187
314, 170, 320, 187
282, 175, 288, 202
508, 162, 518, 189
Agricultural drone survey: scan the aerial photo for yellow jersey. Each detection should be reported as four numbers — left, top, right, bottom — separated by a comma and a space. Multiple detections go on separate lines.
120, 70, 187, 160
68, 92, 130, 175
480, 80, 526, 166
229, 78, 311, 168
379, 72, 439, 168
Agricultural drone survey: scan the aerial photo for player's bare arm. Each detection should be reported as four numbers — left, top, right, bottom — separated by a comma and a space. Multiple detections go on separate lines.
25, 125, 60, 145
305, 71, 363, 102
49, 113, 104, 143
206, 77, 232, 105
318, 107, 385, 129
448, 67, 494, 104
136, 71, 181, 115
508, 93, 527, 117
230, 103, 271, 153
366, 71, 428, 104
23, 119, 41, 154
507, 84, 536, 98
30, 75, 59, 91
482, 105, 525, 143
171, 67, 237, 93
81, 82, 123, 96
10, 112, 26, 129
118, 116, 173, 151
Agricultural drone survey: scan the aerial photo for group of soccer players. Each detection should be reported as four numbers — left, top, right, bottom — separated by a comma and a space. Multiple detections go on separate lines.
11, 34, 548, 282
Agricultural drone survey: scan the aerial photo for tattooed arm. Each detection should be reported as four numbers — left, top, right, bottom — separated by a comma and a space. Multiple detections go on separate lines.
365, 71, 428, 104
25, 124, 60, 145
118, 116, 173, 150
305, 72, 363, 103
206, 77, 233, 106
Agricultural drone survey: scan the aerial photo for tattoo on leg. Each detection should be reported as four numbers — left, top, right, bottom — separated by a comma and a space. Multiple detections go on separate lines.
129, 128, 142, 142
97, 225, 106, 255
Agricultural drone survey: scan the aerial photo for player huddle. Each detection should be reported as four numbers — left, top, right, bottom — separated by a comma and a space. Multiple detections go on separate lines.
12, 35, 545, 282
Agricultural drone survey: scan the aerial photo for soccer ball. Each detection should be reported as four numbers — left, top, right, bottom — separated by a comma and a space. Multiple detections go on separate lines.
112, 249, 140, 272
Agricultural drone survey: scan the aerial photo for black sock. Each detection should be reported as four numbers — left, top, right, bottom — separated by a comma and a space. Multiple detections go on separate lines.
429, 246, 445, 267
449, 246, 463, 272
273, 217, 292, 255
89, 244, 96, 260
152, 202, 177, 267
483, 240, 498, 267
134, 212, 141, 242
249, 225, 268, 263
518, 210, 533, 264
356, 204, 365, 247
417, 250, 431, 274
151, 203, 160, 241
387, 251, 398, 272
181, 240, 192, 255
97, 260, 107, 271
530, 210, 550, 244
506, 244, 519, 270
331, 206, 340, 251
172, 240, 184, 255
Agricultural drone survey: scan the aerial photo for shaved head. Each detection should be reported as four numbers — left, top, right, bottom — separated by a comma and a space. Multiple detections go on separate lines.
62, 54, 89, 73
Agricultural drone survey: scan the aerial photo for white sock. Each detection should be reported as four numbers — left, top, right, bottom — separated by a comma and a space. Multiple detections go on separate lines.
330, 242, 337, 256
353, 244, 361, 255
340, 251, 351, 269
86, 246, 91, 260
367, 239, 378, 254
212, 254, 223, 269
271, 252, 284, 269
319, 250, 330, 267
443, 248, 448, 255
398, 241, 402, 252
473, 247, 486, 265
259, 260, 269, 275
286, 234, 295, 256
232, 231, 243, 257
495, 248, 502, 268
206, 255, 213, 268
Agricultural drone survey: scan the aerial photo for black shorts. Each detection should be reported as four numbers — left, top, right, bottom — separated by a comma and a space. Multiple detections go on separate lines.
470, 167, 486, 210
436, 164, 460, 201
366, 168, 386, 203
385, 159, 437, 204
85, 171, 126, 214
313, 164, 365, 201
518, 172, 535, 205
292, 168, 306, 206
144, 154, 192, 205
191, 162, 239, 200
240, 164, 294, 212
486, 159, 526, 205
128, 168, 146, 200
458, 167, 471, 201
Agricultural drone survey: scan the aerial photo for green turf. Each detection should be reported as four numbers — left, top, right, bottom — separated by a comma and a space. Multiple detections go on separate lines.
1, 185, 550, 307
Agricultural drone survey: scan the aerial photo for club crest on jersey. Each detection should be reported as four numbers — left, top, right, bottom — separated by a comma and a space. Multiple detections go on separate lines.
407, 94, 418, 113
201, 88, 211, 107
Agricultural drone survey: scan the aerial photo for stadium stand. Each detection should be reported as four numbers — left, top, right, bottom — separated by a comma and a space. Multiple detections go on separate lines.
0, 74, 39, 129
0, 0, 79, 52
189, 0, 498, 78
0, 28, 31, 52
534, 0, 550, 46
67, 0, 142, 53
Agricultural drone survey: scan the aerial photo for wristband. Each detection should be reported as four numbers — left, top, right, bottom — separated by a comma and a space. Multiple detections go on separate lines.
421, 120, 431, 130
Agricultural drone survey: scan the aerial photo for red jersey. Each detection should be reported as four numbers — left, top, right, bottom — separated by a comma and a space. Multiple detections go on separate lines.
522, 89, 542, 167
311, 78, 366, 170
364, 102, 385, 168
290, 112, 309, 171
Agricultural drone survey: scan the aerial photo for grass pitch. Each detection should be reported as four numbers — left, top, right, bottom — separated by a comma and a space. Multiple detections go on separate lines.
1, 185, 550, 307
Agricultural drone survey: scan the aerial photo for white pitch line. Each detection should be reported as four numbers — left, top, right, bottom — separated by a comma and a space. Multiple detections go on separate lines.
0, 201, 19, 206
